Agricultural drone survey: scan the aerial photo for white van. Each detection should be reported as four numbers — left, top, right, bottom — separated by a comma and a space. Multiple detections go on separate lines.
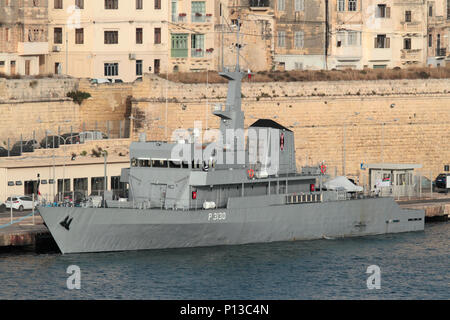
78, 131, 108, 143
90, 78, 110, 84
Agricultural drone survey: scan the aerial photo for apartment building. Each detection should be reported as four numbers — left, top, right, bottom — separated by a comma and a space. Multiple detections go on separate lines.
226, 0, 326, 71
215, 0, 275, 72
328, 0, 363, 69
46, 0, 168, 81
0, 0, 49, 76
229, 0, 436, 71
426, 0, 450, 67
273, 0, 327, 70
329, 0, 428, 70
169, 0, 216, 72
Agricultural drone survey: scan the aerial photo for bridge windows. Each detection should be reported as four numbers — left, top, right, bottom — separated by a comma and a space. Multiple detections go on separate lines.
131, 157, 202, 169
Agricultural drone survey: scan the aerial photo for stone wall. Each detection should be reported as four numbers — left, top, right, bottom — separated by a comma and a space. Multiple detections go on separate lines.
132, 75, 450, 100
1, 74, 449, 184
0, 78, 133, 144
0, 100, 80, 145
131, 75, 450, 182
78, 79, 133, 123
0, 77, 78, 102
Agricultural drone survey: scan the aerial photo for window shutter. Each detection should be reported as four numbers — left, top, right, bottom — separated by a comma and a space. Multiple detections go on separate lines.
374, 37, 377, 48
386, 37, 390, 48
386, 7, 391, 18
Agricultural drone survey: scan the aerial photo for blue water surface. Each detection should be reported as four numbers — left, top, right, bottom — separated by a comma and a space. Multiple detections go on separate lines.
0, 222, 448, 300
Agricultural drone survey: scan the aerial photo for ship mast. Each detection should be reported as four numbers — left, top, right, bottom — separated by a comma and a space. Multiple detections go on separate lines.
213, 18, 245, 143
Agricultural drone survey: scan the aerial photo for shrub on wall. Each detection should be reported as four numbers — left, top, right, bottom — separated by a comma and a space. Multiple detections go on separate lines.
67, 91, 91, 105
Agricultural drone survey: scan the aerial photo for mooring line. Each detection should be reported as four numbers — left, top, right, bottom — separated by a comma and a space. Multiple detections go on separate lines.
0, 212, 35, 230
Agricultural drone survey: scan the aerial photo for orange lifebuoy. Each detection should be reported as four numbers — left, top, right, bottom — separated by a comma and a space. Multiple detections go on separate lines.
320, 164, 327, 174
247, 169, 255, 179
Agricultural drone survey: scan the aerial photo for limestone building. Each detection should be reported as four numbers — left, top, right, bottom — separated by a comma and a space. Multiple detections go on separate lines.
426, 0, 450, 67
46, 0, 169, 81
272, 0, 327, 70
168, 0, 217, 72
329, 0, 429, 69
223, 0, 326, 71
223, 0, 449, 71
0, 0, 49, 76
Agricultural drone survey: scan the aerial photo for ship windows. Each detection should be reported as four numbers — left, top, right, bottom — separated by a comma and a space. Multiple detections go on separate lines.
169, 160, 181, 168
132, 157, 189, 168
138, 159, 150, 167
152, 160, 168, 167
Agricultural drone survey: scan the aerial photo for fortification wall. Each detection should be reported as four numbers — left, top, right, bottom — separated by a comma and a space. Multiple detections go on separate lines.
1, 74, 449, 183
131, 76, 450, 181
78, 79, 133, 123
0, 77, 78, 102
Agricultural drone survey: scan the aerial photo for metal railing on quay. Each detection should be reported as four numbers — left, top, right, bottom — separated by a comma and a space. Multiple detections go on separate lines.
0, 120, 131, 157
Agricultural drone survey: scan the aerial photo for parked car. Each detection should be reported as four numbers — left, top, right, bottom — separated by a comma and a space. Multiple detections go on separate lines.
90, 78, 110, 84
28, 139, 41, 149
108, 78, 123, 83
0, 146, 21, 157
135, 77, 143, 82
435, 173, 450, 192
40, 136, 64, 148
12, 140, 35, 153
13, 139, 40, 150
61, 133, 80, 145
78, 131, 108, 143
5, 196, 39, 211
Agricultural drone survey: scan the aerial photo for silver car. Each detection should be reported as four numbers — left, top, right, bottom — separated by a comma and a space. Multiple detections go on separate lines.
5, 196, 39, 211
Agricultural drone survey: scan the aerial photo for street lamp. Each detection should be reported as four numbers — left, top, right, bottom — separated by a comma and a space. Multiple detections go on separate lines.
342, 112, 360, 176
366, 117, 399, 196
366, 118, 399, 163
102, 149, 108, 208
46, 131, 76, 203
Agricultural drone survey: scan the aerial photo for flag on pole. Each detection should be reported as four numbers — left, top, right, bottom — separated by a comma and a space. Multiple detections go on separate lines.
37, 175, 41, 196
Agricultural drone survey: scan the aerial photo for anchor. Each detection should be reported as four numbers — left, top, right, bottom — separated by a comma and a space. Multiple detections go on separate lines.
60, 215, 74, 231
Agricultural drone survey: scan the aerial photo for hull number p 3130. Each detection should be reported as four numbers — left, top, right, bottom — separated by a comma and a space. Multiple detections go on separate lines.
208, 212, 226, 221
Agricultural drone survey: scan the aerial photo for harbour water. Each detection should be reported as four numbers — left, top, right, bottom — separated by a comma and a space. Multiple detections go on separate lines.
0, 222, 448, 300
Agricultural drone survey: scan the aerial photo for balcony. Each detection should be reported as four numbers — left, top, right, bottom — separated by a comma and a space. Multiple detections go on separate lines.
370, 48, 392, 62
171, 48, 188, 58
436, 48, 446, 57
191, 48, 204, 58
334, 45, 362, 60
17, 42, 49, 56
192, 13, 205, 23
174, 13, 187, 23
400, 49, 422, 60
249, 0, 270, 10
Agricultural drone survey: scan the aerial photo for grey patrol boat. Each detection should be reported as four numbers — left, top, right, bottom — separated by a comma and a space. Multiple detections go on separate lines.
39, 23, 424, 254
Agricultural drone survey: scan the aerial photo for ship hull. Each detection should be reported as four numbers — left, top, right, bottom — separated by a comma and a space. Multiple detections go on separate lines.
38, 197, 424, 254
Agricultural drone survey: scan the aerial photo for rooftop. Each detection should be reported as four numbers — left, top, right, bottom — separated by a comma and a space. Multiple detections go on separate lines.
364, 163, 423, 170
0, 155, 129, 169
